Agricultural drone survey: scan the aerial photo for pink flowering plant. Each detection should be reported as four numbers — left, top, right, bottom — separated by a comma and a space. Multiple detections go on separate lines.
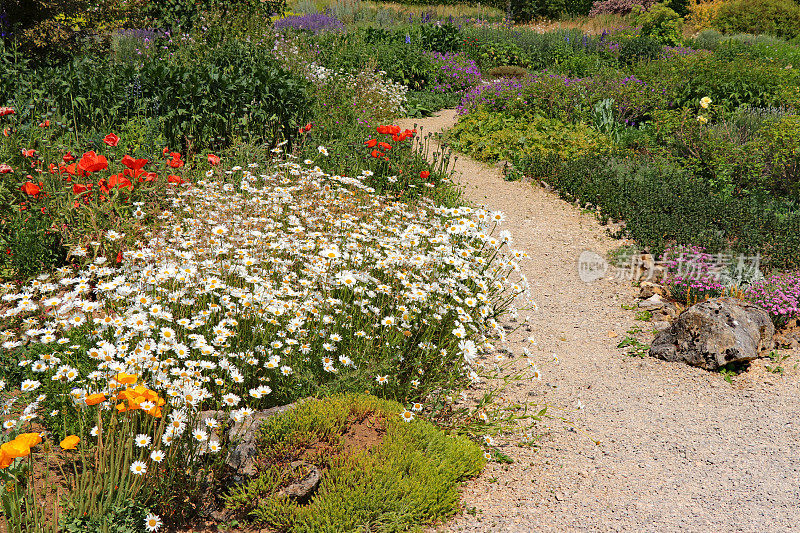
660, 244, 725, 304
743, 272, 800, 328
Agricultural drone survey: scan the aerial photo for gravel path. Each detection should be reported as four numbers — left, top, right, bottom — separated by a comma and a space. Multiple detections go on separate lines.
398, 110, 800, 533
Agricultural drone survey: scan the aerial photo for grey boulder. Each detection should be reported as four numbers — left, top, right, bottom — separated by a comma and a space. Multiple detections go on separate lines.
650, 297, 774, 370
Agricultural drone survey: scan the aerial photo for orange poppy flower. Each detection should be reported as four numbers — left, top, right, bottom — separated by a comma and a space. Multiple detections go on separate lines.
103, 133, 120, 147
364, 139, 377, 148
85, 393, 107, 406
16, 433, 42, 448
113, 372, 137, 385
60, 435, 80, 450
420, 170, 430, 180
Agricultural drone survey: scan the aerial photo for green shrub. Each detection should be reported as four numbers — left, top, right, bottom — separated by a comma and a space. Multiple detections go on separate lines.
224, 394, 485, 531
405, 91, 463, 117
631, 2, 684, 46
450, 108, 611, 165
420, 22, 462, 54
2, 41, 312, 152
618, 35, 664, 64
145, 0, 286, 31
524, 153, 800, 270
633, 53, 800, 111
754, 115, 800, 197
712, 0, 800, 40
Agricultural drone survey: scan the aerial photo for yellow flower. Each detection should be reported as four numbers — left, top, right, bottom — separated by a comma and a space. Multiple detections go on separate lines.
697, 115, 708, 125
60, 435, 80, 450
699, 96, 712, 109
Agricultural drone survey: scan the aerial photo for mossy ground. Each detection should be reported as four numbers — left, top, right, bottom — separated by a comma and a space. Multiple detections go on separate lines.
224, 394, 485, 532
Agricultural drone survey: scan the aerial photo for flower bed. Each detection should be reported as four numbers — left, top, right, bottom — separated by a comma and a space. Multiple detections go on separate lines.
0, 144, 528, 528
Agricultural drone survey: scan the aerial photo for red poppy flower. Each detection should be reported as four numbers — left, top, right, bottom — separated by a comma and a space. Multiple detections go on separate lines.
103, 133, 120, 147
304, 123, 313, 132
72, 184, 90, 195
376, 125, 400, 135
2, 128, 9, 137
121, 155, 148, 171
0, 107, 14, 117
78, 151, 108, 174
21, 148, 36, 158
0, 164, 12, 174
378, 142, 391, 151
207, 154, 220, 166
138, 172, 157, 183
167, 175, 186, 185
167, 156, 184, 169
21, 182, 42, 197
63, 152, 75, 163
116, 251, 123, 264
364, 139, 377, 148
162, 147, 171, 157
420, 170, 430, 180
108, 174, 133, 191
38, 120, 50, 128
371, 150, 380, 158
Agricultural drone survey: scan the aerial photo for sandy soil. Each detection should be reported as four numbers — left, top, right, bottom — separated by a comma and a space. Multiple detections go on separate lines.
398, 110, 800, 533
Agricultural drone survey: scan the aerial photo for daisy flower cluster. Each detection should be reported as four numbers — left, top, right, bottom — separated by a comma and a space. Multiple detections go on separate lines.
0, 149, 530, 520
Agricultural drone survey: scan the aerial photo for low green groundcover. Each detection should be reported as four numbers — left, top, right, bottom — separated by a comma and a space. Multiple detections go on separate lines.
224, 394, 485, 532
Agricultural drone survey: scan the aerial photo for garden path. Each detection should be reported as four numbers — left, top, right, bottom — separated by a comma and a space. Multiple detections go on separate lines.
398, 110, 800, 533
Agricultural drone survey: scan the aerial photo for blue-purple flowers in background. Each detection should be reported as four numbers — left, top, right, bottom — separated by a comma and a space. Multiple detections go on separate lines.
274, 13, 345, 34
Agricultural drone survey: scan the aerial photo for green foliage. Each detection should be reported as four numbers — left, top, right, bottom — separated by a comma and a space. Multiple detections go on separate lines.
713, 0, 800, 41
405, 91, 463, 117
224, 394, 485, 531
523, 153, 800, 270
618, 35, 664, 64
1, 208, 66, 280
631, 2, 684, 46
145, 0, 286, 31
2, 40, 312, 153
450, 108, 611, 167
419, 22, 462, 54
633, 53, 800, 112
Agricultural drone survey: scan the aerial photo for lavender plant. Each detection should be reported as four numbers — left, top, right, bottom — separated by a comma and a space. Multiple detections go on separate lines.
274, 13, 345, 34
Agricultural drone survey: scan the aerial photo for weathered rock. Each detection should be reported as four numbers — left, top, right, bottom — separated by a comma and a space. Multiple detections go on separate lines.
638, 281, 666, 299
278, 461, 322, 502
650, 297, 774, 370
638, 294, 666, 311
652, 320, 671, 332
226, 403, 296, 478
200, 403, 297, 480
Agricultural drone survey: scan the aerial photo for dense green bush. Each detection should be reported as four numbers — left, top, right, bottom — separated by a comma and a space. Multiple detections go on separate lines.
525, 154, 800, 270
712, 0, 800, 41
450, 108, 611, 163
631, 2, 684, 46
1, 41, 311, 152
633, 53, 800, 111
618, 35, 664, 64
